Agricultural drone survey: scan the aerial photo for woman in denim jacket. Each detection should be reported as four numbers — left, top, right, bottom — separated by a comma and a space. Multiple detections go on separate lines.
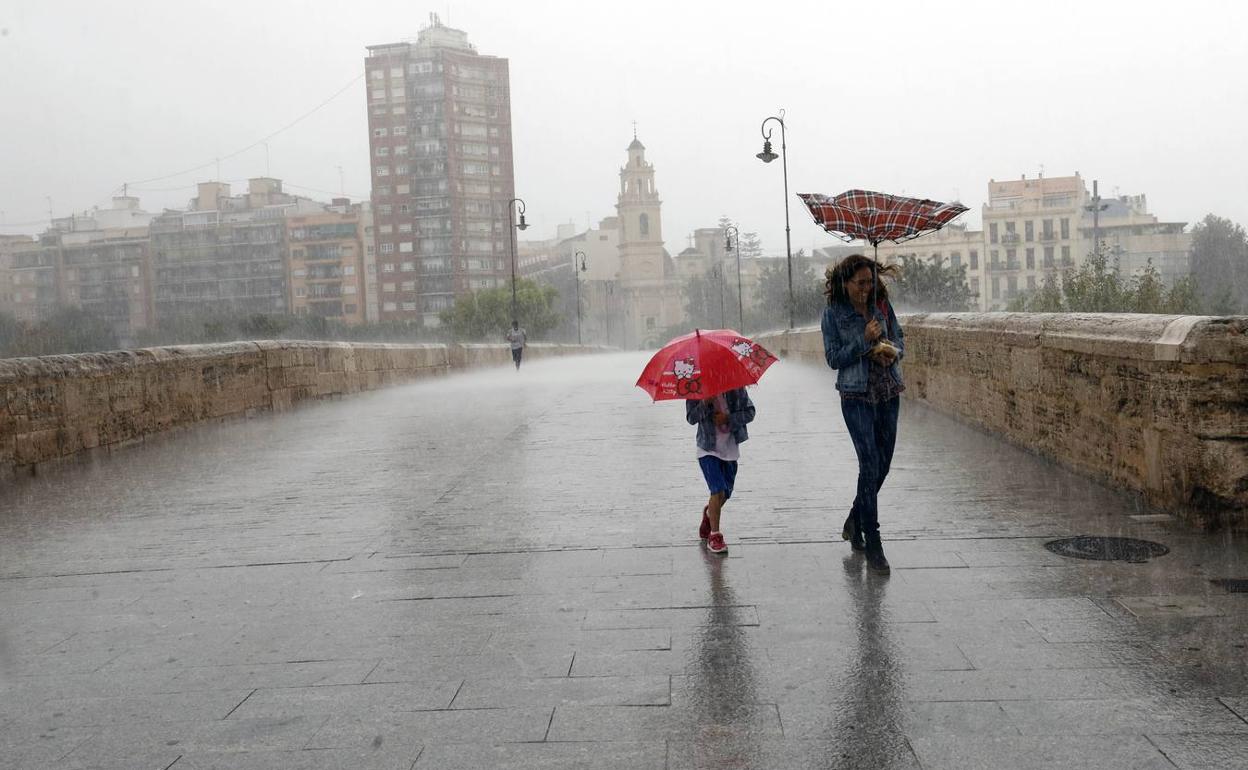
821, 254, 904, 573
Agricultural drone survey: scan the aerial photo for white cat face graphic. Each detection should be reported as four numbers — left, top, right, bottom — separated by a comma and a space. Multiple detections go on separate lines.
673, 357, 696, 379
730, 340, 753, 358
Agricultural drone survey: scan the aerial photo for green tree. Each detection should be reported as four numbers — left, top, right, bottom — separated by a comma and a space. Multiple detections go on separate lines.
439, 278, 561, 341
1190, 214, 1248, 313
739, 232, 764, 260
892, 254, 976, 312
683, 271, 723, 329
1062, 247, 1130, 312
752, 251, 822, 330
1127, 262, 1166, 314
1164, 276, 1202, 315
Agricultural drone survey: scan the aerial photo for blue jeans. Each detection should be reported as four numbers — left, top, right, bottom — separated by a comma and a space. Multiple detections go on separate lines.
840, 396, 900, 536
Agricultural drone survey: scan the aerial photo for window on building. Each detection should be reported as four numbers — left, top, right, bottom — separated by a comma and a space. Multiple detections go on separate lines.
1006, 248, 1017, 268
1061, 218, 1070, 239
401, 281, 416, 291
393, 126, 407, 136
1061, 245, 1072, 265
373, 128, 388, 137
639, 213, 650, 237
1042, 219, 1054, 239
376, 147, 389, 157
399, 242, 414, 253
371, 69, 385, 80
1027, 275, 1036, 290
381, 243, 394, 254
1024, 221, 1034, 242
382, 282, 396, 292
989, 223, 998, 244
383, 301, 397, 312
376, 186, 391, 197
396, 184, 409, 194
1025, 248, 1035, 269
375, 166, 389, 176
1007, 276, 1018, 297
969, 249, 979, 270
950, 252, 962, 269
382, 263, 395, 272
402, 301, 417, 311
991, 277, 1000, 299
401, 261, 415, 272
990, 249, 999, 268
1044, 246, 1055, 267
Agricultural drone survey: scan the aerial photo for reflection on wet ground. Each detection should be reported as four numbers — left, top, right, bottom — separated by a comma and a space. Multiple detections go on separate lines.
1, 353, 1245, 769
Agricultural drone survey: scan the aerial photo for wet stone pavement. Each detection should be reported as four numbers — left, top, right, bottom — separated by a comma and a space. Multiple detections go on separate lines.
2, 352, 1247, 770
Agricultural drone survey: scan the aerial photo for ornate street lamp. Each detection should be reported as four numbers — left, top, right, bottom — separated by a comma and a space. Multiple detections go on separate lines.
724, 224, 744, 332
757, 111, 793, 328
507, 198, 528, 323
573, 250, 587, 345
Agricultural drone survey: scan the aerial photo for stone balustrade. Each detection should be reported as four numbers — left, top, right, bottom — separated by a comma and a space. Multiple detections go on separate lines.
0, 340, 604, 479
759, 314, 1248, 529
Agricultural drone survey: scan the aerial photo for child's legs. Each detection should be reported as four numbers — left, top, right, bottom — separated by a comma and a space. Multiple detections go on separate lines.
699, 457, 737, 531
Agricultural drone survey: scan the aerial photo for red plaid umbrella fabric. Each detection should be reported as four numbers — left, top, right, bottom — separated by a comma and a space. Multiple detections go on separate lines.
797, 189, 968, 246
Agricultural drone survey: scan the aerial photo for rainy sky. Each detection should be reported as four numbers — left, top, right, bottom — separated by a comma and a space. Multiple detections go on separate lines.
2, 0, 1246, 252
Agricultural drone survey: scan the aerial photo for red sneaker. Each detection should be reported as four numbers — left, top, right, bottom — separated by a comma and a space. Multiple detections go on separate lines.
705, 531, 728, 554
699, 506, 711, 540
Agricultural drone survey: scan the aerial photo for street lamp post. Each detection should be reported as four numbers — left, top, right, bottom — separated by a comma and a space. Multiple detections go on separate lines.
756, 111, 793, 329
507, 197, 528, 323
573, 250, 587, 345
724, 225, 743, 332
711, 263, 725, 328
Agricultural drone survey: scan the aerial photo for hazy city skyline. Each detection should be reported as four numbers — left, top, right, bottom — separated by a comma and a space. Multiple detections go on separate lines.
2, 0, 1245, 255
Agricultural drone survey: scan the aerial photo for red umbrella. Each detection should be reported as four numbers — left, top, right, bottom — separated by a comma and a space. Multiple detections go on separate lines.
635, 329, 777, 402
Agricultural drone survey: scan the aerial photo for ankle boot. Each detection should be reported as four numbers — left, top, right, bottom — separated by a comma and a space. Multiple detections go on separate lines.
864, 533, 890, 574
842, 512, 866, 552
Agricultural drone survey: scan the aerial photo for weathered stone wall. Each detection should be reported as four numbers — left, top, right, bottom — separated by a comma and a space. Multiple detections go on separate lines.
759, 314, 1248, 528
0, 340, 603, 479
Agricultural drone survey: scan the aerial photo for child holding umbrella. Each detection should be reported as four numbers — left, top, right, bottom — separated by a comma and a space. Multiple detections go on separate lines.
687, 388, 755, 554
634, 330, 776, 555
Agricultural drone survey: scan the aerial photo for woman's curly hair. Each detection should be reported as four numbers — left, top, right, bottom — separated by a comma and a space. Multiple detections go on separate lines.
824, 254, 901, 306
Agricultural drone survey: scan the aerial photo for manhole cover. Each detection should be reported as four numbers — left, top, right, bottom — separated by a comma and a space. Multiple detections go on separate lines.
1211, 579, 1248, 594
1044, 536, 1169, 563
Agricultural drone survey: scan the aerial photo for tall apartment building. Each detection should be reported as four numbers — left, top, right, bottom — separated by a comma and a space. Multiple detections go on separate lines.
151, 179, 322, 322
364, 14, 515, 327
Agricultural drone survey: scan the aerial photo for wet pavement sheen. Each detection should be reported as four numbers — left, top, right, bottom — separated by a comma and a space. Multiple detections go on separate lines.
1, 352, 1246, 769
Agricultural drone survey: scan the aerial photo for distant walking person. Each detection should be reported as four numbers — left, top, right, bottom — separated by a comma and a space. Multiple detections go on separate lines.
506, 321, 527, 370
822, 254, 905, 574
686, 387, 755, 555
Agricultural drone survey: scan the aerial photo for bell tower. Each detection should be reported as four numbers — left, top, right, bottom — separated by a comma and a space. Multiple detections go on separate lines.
616, 132, 664, 286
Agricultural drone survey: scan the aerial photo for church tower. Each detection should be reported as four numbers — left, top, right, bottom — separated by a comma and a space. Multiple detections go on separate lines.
616, 134, 664, 285
615, 132, 682, 348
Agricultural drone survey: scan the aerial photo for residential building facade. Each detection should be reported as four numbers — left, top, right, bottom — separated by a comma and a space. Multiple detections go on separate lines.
286, 202, 369, 325
151, 179, 321, 323
365, 14, 515, 327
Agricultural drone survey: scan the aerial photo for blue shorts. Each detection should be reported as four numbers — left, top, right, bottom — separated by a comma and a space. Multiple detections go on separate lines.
698, 455, 738, 500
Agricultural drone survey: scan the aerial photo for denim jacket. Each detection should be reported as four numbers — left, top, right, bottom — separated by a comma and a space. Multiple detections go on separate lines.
820, 300, 905, 394
685, 388, 756, 452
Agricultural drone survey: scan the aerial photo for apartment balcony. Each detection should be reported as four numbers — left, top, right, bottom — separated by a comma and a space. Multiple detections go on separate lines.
1000, 233, 1021, 245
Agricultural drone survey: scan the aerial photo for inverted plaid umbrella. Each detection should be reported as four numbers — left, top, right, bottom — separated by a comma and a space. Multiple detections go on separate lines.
798, 189, 969, 304
798, 189, 968, 252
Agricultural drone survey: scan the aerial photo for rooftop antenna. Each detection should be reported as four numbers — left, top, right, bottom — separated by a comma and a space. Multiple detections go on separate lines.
632, 121, 638, 140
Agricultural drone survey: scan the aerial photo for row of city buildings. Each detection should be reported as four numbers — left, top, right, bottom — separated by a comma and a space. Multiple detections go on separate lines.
0, 15, 1197, 351
0, 180, 380, 344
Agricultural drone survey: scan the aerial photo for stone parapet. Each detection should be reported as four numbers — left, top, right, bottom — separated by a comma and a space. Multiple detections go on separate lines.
0, 340, 604, 478
759, 314, 1248, 528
